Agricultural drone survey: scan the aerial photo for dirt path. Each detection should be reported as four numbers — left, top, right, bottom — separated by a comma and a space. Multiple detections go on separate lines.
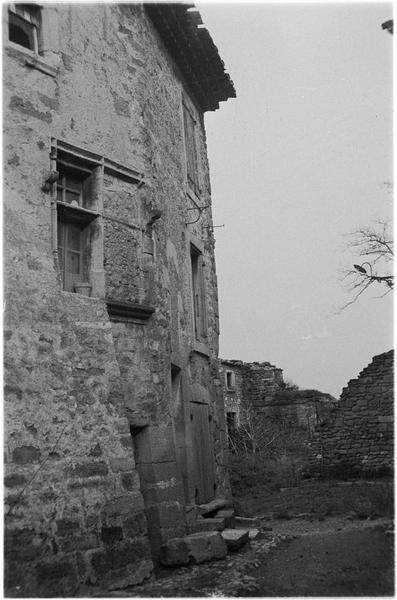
107, 516, 393, 597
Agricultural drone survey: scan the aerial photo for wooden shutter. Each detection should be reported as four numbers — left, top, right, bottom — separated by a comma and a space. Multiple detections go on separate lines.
183, 104, 199, 194
58, 221, 84, 291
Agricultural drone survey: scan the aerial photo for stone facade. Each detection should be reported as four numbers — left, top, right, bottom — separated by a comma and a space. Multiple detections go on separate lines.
220, 360, 284, 430
220, 360, 337, 457
308, 351, 394, 476
4, 4, 234, 595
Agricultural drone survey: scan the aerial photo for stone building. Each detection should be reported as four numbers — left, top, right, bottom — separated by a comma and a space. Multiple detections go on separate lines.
220, 359, 337, 456
308, 350, 394, 476
220, 359, 284, 432
4, 3, 235, 595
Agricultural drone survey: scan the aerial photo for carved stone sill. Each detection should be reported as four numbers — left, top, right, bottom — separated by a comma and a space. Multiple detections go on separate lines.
106, 299, 155, 322
6, 44, 58, 77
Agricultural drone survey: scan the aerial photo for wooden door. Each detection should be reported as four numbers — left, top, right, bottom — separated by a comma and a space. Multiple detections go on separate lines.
190, 402, 216, 504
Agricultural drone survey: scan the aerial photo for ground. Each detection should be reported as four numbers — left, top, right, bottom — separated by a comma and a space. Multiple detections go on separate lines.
95, 476, 394, 597
104, 513, 393, 597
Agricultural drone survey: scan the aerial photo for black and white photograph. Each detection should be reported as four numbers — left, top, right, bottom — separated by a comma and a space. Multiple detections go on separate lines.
3, 1, 393, 597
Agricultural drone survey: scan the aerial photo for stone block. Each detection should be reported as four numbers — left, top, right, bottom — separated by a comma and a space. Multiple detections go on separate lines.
4, 473, 27, 487
133, 425, 176, 464
145, 501, 186, 531
12, 445, 40, 464
103, 492, 144, 518
216, 508, 235, 527
185, 504, 198, 525
110, 457, 135, 472
234, 516, 262, 528
142, 480, 185, 504
221, 528, 250, 551
189, 517, 225, 533
138, 461, 180, 485
35, 559, 78, 597
197, 497, 231, 516
184, 531, 227, 563
159, 537, 190, 566
67, 461, 109, 478
123, 512, 147, 538
248, 528, 260, 540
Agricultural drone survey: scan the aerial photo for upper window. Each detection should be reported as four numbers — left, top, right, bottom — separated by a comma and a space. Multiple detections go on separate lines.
183, 103, 200, 196
8, 4, 41, 52
54, 145, 101, 295
225, 371, 235, 390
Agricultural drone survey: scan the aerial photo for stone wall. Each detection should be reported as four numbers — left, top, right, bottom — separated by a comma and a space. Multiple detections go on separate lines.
308, 351, 394, 476
220, 360, 284, 428
4, 4, 232, 595
220, 360, 337, 458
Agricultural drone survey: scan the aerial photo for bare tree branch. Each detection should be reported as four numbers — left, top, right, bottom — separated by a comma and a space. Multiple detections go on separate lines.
341, 219, 393, 309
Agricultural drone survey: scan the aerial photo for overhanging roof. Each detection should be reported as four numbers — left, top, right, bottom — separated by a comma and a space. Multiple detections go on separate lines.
145, 3, 236, 112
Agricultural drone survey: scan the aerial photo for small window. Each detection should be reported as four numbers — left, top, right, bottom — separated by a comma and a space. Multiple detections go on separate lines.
190, 244, 207, 341
225, 371, 235, 390
8, 4, 40, 52
183, 103, 200, 195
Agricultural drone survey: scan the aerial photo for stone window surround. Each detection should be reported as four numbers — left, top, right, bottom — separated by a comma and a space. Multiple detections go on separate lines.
49, 138, 146, 299
225, 370, 236, 391
4, 4, 59, 77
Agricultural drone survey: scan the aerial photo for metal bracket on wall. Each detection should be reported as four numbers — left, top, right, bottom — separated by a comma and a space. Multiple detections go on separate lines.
186, 204, 210, 225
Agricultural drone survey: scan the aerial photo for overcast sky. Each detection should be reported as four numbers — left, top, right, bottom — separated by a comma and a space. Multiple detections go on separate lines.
198, 2, 393, 397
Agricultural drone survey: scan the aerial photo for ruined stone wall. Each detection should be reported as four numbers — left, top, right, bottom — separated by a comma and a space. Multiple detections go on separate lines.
219, 361, 244, 427
265, 390, 338, 433
4, 4, 229, 595
241, 362, 284, 409
220, 360, 284, 419
220, 360, 337, 459
308, 351, 394, 476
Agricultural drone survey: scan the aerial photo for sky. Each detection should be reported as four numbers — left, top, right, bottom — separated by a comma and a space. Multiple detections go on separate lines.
198, 1, 393, 397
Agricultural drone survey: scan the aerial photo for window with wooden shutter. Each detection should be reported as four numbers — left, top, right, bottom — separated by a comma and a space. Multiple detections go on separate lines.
183, 103, 200, 195
8, 4, 41, 52
57, 221, 88, 292
55, 157, 99, 295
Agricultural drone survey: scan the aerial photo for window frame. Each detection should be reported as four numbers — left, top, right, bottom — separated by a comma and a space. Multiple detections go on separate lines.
8, 4, 41, 54
190, 243, 207, 343
225, 370, 236, 391
51, 140, 103, 297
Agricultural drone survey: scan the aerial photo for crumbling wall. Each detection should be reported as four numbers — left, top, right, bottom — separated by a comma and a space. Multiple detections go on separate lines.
4, 3, 229, 595
308, 351, 394, 476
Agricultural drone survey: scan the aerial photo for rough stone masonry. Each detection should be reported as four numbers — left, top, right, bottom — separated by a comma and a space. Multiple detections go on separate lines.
308, 351, 394, 476
3, 4, 235, 596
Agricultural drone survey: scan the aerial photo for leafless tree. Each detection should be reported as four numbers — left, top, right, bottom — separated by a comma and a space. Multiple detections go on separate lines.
342, 219, 393, 309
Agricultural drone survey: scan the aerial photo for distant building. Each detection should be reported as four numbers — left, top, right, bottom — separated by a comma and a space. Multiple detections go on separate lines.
220, 359, 337, 447
4, 3, 235, 595
220, 359, 284, 433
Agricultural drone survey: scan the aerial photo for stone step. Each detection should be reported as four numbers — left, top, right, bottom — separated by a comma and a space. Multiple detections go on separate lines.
185, 531, 227, 564
197, 497, 232, 517
159, 531, 227, 567
189, 516, 225, 534
234, 516, 262, 528
221, 528, 250, 551
215, 508, 235, 528
248, 528, 260, 540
